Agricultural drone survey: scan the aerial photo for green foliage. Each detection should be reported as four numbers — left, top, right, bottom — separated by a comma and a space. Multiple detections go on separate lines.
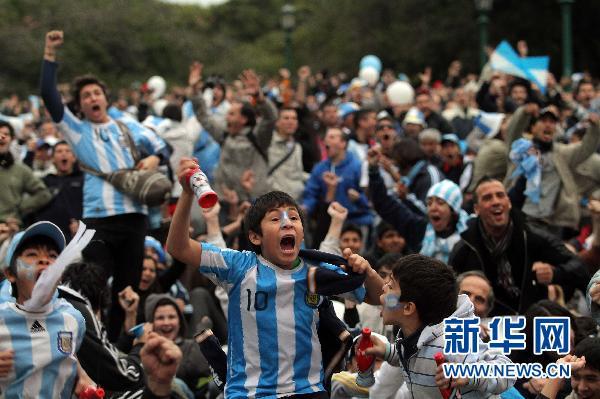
0, 0, 597, 96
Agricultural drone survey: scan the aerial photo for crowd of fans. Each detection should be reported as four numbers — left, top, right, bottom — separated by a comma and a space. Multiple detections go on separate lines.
0, 30, 599, 399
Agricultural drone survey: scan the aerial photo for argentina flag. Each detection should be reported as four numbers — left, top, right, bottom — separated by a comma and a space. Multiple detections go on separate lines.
490, 40, 550, 94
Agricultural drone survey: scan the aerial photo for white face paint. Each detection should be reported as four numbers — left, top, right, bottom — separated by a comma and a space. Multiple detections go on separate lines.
384, 293, 402, 310
280, 210, 292, 229
16, 258, 36, 281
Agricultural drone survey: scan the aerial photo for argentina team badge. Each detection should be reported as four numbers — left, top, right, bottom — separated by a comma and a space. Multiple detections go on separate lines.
57, 331, 73, 354
304, 293, 322, 309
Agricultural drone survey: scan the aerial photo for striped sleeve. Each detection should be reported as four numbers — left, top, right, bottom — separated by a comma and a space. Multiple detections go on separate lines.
199, 243, 255, 286
123, 118, 167, 155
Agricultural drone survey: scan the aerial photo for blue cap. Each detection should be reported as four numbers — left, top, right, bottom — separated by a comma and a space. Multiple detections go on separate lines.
441, 133, 460, 145
4, 221, 66, 270
144, 236, 166, 264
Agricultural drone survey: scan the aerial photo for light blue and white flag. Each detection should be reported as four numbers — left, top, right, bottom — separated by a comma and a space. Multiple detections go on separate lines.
473, 111, 505, 138
490, 40, 550, 94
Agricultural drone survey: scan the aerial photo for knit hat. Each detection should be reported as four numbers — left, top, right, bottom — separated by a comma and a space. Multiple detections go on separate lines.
426, 180, 463, 215
145, 293, 187, 337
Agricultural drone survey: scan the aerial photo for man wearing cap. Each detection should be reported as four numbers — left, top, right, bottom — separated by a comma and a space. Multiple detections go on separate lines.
0, 120, 52, 224
506, 103, 600, 234
401, 107, 426, 140
0, 221, 87, 397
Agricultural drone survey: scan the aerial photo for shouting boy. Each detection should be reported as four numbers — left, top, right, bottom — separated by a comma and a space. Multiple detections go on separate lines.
167, 158, 383, 398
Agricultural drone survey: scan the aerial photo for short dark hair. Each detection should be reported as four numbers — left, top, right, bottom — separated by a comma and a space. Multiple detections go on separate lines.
162, 103, 182, 122
472, 175, 504, 203
392, 254, 457, 326
51, 140, 70, 156
239, 102, 256, 128
61, 262, 108, 312
341, 223, 363, 240
573, 337, 600, 372
0, 120, 15, 138
353, 109, 375, 130
244, 191, 304, 254
376, 253, 402, 271
392, 138, 424, 170
574, 79, 594, 98
72, 75, 109, 110
326, 126, 348, 142
376, 221, 398, 240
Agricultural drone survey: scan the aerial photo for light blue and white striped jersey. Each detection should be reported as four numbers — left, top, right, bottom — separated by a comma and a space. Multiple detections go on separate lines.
57, 106, 167, 218
0, 298, 85, 398
199, 243, 325, 399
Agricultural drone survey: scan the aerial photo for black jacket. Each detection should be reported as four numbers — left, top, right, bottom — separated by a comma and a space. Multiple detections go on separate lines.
448, 210, 589, 315
57, 286, 144, 393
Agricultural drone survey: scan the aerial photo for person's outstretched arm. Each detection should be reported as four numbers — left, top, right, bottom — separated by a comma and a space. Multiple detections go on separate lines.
166, 158, 203, 267
40, 30, 65, 123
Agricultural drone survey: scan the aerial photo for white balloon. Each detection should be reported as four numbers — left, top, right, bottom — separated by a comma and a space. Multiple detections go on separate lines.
147, 75, 166, 100
386, 81, 415, 106
359, 66, 379, 86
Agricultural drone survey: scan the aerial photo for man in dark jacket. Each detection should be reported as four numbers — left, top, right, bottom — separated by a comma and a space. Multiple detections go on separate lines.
449, 177, 589, 316
34, 141, 83, 240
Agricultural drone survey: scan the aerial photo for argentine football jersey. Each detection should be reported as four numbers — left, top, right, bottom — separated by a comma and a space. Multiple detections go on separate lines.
57, 106, 167, 218
0, 298, 85, 398
200, 243, 325, 399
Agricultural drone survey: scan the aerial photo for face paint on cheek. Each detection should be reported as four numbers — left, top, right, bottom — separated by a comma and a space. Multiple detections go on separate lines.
16, 259, 36, 281
280, 210, 291, 229
384, 293, 402, 310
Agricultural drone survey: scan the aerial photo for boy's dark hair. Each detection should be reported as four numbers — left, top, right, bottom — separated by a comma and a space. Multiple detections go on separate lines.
392, 254, 457, 326
376, 222, 398, 240
72, 74, 109, 109
0, 120, 15, 138
341, 223, 363, 240
244, 191, 304, 254
376, 253, 402, 271
61, 262, 108, 313
573, 337, 600, 372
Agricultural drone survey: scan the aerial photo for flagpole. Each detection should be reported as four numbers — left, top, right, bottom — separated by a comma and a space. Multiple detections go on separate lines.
558, 0, 574, 78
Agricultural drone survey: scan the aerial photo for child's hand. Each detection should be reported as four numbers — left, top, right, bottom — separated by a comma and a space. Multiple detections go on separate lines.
0, 350, 14, 377
435, 364, 469, 390
342, 248, 371, 274
177, 157, 199, 195
327, 201, 348, 221
361, 334, 387, 359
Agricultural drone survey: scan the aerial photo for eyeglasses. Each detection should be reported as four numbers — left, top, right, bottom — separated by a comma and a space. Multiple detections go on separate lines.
377, 124, 394, 131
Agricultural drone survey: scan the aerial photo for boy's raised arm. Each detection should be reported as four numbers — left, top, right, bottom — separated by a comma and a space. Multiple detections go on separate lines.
166, 158, 203, 267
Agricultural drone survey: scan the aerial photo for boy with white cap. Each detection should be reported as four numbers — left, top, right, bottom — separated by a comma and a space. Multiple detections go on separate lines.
0, 221, 87, 397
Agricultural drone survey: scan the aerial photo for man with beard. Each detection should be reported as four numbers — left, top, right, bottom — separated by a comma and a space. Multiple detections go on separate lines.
449, 177, 589, 316
34, 141, 83, 241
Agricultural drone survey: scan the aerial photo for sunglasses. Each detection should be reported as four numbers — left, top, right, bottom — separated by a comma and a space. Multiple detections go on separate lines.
377, 124, 394, 131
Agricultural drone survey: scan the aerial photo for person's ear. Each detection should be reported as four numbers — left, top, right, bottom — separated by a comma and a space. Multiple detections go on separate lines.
248, 230, 262, 247
403, 302, 417, 316
473, 202, 480, 215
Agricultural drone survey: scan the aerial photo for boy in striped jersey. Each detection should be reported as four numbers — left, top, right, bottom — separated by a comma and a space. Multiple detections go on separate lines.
167, 158, 384, 399
0, 221, 86, 398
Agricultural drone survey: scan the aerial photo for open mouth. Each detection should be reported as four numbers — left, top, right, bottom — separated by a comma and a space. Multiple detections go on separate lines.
430, 215, 441, 223
92, 105, 101, 112
280, 235, 296, 252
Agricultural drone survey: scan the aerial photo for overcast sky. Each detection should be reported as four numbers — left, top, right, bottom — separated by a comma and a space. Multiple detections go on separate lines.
160, 0, 228, 6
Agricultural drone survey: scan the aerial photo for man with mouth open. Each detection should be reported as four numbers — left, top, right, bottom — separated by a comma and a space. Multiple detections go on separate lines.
40, 30, 170, 341
168, 157, 385, 399
505, 103, 600, 235
449, 177, 589, 316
